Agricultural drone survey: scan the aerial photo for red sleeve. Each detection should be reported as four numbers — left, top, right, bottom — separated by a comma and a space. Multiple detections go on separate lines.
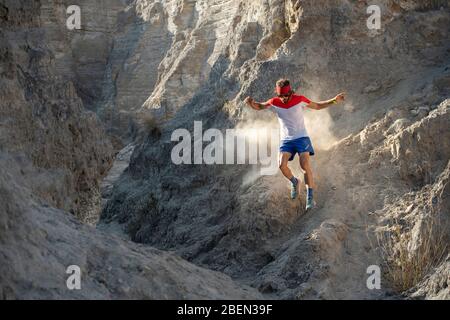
299, 95, 311, 105
290, 94, 311, 106
266, 98, 274, 107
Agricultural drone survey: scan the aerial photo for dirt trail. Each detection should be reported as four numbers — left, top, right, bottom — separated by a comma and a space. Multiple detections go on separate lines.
100, 144, 135, 205
306, 152, 384, 299
97, 144, 135, 237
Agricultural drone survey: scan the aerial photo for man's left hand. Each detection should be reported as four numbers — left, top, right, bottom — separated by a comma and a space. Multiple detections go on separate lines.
335, 92, 345, 103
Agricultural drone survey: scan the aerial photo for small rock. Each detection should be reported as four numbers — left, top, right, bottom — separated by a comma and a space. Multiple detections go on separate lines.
385, 118, 411, 135
363, 82, 381, 94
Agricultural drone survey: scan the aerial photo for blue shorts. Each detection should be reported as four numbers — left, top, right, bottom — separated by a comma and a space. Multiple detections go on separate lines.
279, 137, 315, 161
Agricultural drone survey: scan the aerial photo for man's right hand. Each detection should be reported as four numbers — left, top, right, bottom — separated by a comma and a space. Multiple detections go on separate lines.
245, 97, 271, 111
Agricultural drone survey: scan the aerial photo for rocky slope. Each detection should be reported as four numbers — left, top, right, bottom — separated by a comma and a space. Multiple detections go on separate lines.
0, 0, 115, 223
1, 0, 449, 299
0, 153, 260, 299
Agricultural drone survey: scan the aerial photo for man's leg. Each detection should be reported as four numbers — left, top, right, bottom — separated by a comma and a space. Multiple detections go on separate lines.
279, 152, 299, 199
278, 152, 294, 179
299, 152, 314, 189
299, 152, 315, 209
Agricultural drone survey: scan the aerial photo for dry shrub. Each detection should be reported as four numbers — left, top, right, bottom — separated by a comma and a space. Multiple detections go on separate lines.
140, 114, 161, 138
376, 215, 449, 292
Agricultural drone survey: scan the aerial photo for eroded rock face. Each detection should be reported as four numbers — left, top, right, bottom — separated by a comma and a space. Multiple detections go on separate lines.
139, 0, 295, 120
1, 0, 449, 299
0, 1, 262, 299
0, 0, 115, 223
410, 256, 450, 300
101, 0, 449, 299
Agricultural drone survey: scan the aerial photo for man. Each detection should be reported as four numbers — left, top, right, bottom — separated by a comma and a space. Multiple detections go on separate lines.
244, 79, 345, 210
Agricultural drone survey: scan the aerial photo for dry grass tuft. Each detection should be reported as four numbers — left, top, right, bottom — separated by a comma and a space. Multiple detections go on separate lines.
376, 215, 448, 292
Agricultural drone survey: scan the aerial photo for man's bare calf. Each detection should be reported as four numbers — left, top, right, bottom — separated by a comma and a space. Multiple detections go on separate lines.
299, 152, 315, 190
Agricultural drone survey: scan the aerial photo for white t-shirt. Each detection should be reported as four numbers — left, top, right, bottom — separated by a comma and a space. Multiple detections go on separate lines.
268, 94, 311, 141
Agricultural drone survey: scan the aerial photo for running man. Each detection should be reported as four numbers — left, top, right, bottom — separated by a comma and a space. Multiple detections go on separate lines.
244, 79, 345, 210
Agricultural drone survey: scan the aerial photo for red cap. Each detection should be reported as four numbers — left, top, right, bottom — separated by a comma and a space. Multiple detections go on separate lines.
276, 84, 292, 95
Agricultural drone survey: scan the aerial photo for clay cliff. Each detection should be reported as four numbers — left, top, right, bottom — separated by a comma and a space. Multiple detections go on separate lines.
0, 0, 260, 299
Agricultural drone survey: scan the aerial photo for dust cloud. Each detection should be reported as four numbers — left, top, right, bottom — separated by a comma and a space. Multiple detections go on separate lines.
236, 98, 339, 186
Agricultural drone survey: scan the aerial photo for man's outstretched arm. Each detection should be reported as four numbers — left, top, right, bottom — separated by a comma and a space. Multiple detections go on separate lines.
244, 96, 271, 110
307, 92, 346, 110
